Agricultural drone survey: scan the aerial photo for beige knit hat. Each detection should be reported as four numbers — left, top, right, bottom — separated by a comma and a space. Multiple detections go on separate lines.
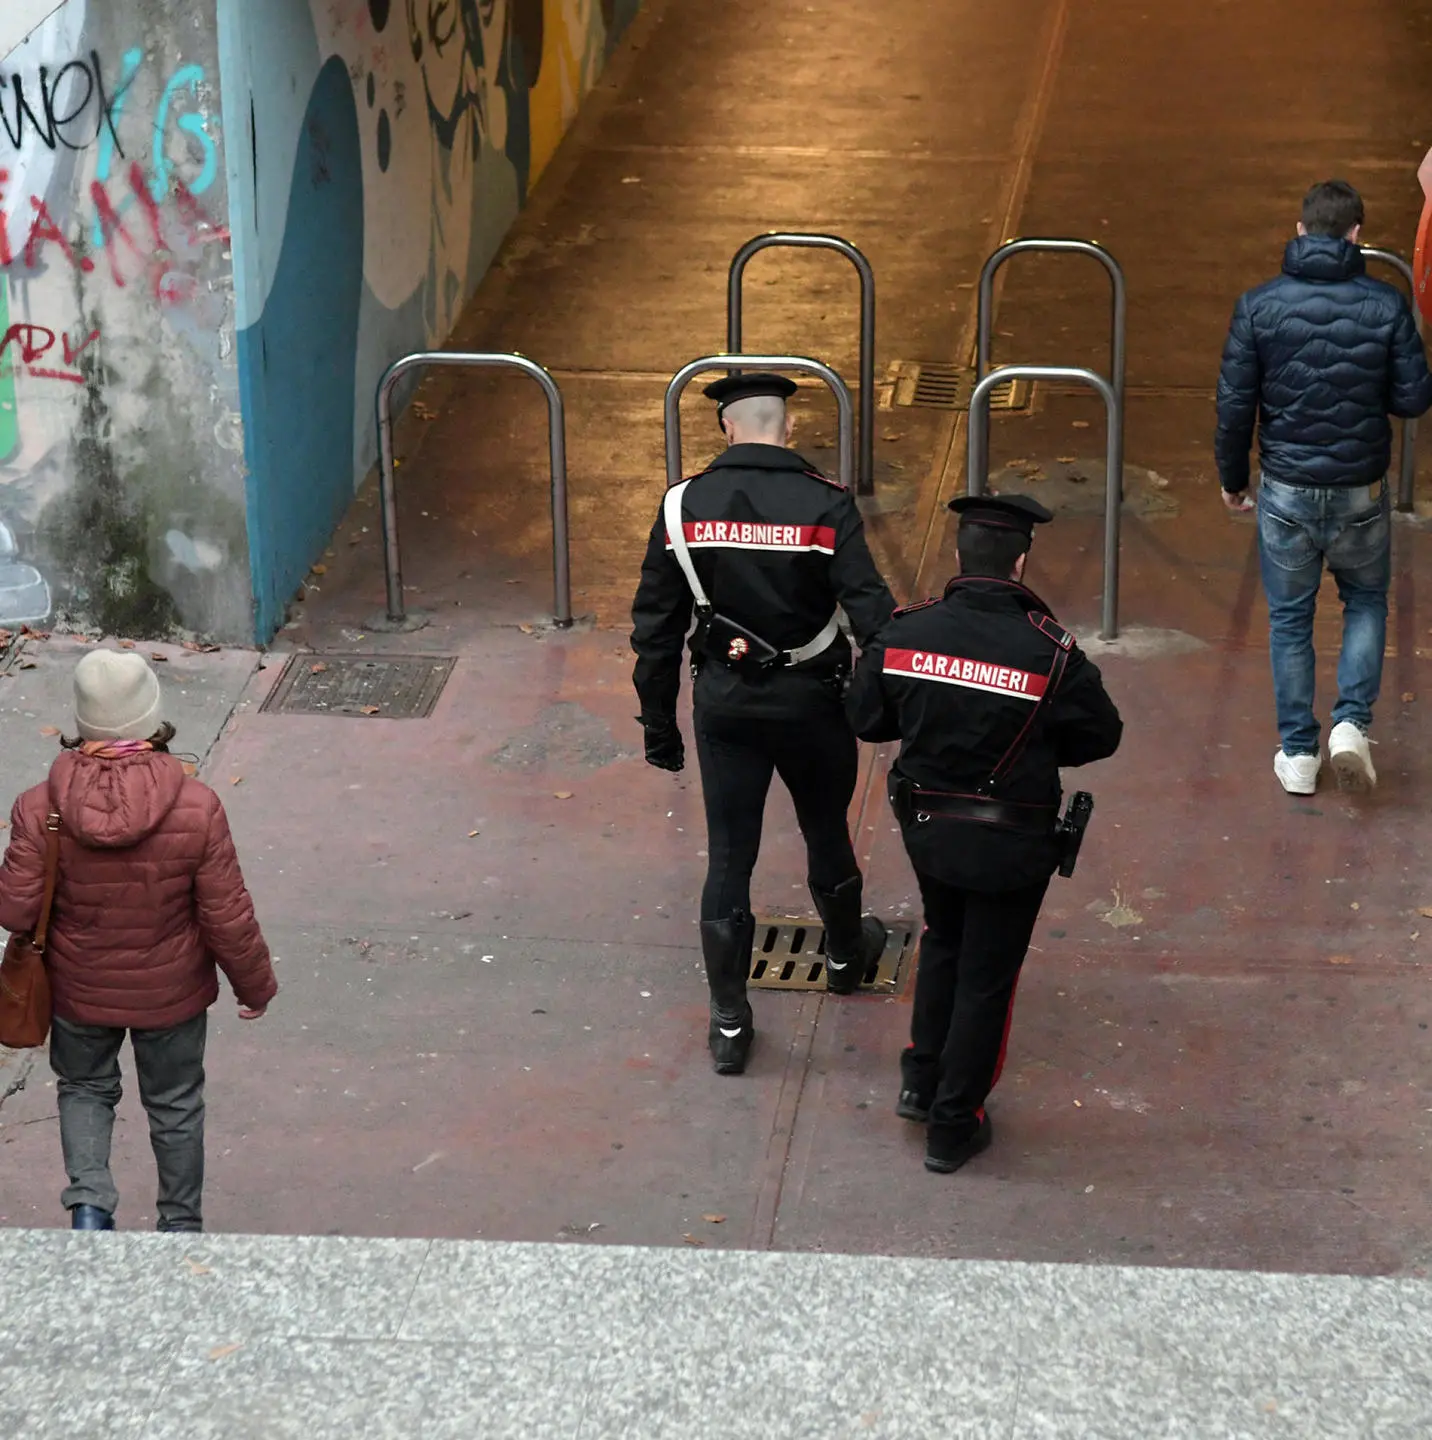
73, 649, 164, 742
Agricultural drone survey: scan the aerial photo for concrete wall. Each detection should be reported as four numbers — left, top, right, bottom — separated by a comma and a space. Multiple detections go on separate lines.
0, 0, 246, 639
226, 0, 641, 642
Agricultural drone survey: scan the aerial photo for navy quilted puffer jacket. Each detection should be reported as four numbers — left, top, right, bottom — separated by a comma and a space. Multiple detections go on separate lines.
1215, 235, 1432, 491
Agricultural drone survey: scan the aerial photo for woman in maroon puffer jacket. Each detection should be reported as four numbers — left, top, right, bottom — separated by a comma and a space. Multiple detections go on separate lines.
0, 649, 276, 1233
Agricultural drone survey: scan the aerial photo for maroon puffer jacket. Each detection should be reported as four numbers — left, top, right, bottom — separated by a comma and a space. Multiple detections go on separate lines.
0, 749, 276, 1029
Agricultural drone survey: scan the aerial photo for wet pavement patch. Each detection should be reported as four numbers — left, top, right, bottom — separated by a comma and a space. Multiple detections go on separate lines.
487, 701, 635, 774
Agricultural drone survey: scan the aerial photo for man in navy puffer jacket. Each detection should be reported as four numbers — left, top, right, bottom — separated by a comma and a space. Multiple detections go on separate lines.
1217, 179, 1432, 795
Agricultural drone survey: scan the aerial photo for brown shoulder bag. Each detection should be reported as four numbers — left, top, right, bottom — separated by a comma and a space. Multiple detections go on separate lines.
0, 813, 60, 1049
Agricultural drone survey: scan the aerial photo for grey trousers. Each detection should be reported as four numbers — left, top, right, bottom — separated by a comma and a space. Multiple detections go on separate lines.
49, 1011, 207, 1231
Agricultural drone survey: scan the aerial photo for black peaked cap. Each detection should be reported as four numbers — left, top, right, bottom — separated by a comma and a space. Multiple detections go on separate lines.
948, 493, 1053, 540
703, 372, 799, 410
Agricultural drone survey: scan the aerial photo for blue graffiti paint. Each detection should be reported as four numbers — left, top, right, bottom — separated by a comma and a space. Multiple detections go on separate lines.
153, 65, 219, 198
238, 56, 363, 643
90, 54, 218, 251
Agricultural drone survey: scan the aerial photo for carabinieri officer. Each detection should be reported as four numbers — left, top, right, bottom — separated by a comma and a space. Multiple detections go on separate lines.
845, 493, 1122, 1172
631, 372, 896, 1075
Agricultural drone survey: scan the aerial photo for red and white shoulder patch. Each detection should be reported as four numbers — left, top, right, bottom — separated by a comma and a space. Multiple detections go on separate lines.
802, 469, 848, 491
891, 597, 939, 618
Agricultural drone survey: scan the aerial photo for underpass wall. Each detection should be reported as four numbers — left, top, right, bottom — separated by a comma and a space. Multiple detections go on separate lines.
227, 0, 641, 643
0, 0, 246, 639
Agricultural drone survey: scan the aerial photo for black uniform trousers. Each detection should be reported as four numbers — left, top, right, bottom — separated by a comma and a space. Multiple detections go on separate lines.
905, 871, 1050, 1139
694, 708, 861, 923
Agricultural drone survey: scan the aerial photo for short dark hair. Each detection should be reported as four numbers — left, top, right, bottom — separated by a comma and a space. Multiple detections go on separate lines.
956, 524, 1029, 579
1301, 180, 1364, 237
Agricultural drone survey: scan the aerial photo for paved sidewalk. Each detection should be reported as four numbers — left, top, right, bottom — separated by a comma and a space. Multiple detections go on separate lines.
7, 0, 1432, 1281
7, 1229, 1432, 1439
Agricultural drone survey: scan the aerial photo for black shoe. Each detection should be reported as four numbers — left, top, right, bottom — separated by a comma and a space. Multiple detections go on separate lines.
708, 1006, 755, 1075
811, 877, 887, 994
924, 1117, 992, 1174
702, 912, 756, 1075
896, 1089, 931, 1123
70, 1204, 115, 1231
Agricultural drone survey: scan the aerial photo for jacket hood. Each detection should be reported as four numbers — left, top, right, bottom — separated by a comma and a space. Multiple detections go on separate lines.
1282, 234, 1365, 283
48, 749, 187, 848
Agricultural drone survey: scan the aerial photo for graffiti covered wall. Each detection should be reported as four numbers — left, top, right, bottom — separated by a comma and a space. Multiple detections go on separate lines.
0, 0, 247, 638
228, 0, 640, 641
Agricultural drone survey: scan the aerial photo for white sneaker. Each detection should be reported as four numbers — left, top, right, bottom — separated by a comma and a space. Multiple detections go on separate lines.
1273, 750, 1321, 795
1328, 721, 1376, 791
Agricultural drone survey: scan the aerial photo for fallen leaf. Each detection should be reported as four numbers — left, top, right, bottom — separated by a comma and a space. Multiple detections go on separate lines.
150, 653, 169, 663
518, 623, 535, 635
1404, 692, 1417, 703
881, 432, 903, 442
468, 830, 480, 838
182, 641, 220, 654
1350, 902, 1360, 911
553, 791, 573, 800
359, 705, 381, 716
229, 776, 243, 787
181, 762, 198, 778
0, 820, 9, 829
681, 1233, 706, 1247
1057, 455, 1077, 463
1328, 954, 1353, 965
1071, 420, 1091, 429
39, 726, 59, 736
701, 1213, 727, 1224
118, 639, 135, 650
310, 662, 328, 674
1419, 908, 1432, 919
1073, 1099, 1083, 1107
207, 1342, 244, 1361
184, 1256, 212, 1276
311, 564, 327, 576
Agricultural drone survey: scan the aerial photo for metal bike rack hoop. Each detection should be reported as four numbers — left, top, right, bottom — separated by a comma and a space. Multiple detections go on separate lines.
968, 364, 1123, 641
976, 238, 1127, 411
374, 351, 572, 629
728, 233, 876, 496
665, 354, 855, 489
1360, 245, 1421, 512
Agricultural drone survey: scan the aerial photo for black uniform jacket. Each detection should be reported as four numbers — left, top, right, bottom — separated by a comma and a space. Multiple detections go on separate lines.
631, 444, 895, 721
845, 576, 1123, 890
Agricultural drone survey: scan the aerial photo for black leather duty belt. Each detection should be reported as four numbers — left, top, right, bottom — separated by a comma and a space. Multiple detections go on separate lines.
901, 788, 1058, 833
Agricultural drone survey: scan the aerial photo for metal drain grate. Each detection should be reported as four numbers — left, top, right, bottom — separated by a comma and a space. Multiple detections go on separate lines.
749, 918, 914, 993
261, 653, 457, 718
889, 362, 1033, 413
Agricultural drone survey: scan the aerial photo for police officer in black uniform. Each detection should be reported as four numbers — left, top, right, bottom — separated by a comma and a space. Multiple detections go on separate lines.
846, 494, 1122, 1172
631, 373, 896, 1075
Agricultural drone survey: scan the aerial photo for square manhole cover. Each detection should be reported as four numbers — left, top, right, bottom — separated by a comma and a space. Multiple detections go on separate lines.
749, 917, 915, 993
261, 654, 456, 718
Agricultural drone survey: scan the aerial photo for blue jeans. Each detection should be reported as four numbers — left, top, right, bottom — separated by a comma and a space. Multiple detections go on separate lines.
1256, 476, 1390, 757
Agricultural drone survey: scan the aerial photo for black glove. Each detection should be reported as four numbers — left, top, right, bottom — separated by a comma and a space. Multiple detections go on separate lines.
638, 713, 685, 772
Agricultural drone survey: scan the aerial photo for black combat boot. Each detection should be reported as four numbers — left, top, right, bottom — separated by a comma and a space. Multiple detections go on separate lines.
701, 911, 755, 1075
897, 1046, 933, 1122
924, 1117, 993, 1174
810, 875, 887, 995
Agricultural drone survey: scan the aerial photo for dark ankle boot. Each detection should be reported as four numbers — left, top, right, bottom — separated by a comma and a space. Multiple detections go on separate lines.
70, 1204, 115, 1231
810, 875, 887, 994
701, 911, 755, 1075
924, 1117, 993, 1174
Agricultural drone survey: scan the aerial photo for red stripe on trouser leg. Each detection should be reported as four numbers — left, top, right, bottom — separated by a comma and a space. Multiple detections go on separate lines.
977, 974, 1024, 1122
